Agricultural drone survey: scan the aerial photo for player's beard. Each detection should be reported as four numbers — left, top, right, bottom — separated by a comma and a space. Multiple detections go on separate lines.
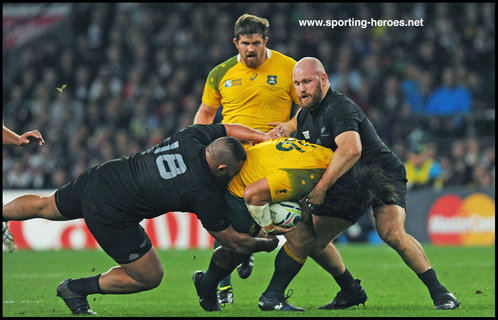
300, 85, 323, 110
244, 54, 259, 68
243, 49, 264, 69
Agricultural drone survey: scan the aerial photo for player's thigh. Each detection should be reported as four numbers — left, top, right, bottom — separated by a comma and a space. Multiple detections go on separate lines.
82, 199, 154, 266
33, 191, 67, 220
312, 215, 352, 250
54, 168, 95, 220
284, 217, 314, 257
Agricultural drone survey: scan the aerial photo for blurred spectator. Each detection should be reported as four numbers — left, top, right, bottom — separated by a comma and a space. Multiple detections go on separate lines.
2, 3, 494, 191
405, 143, 443, 191
401, 63, 433, 116
445, 140, 473, 186
425, 66, 472, 116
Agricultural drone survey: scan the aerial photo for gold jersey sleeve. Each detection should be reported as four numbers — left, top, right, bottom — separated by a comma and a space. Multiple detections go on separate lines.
201, 50, 299, 133
228, 137, 333, 202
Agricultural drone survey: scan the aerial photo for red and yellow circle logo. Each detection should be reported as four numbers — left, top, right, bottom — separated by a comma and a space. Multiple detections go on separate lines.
427, 193, 495, 246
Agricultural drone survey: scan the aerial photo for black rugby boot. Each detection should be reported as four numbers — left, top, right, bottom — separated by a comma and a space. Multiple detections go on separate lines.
56, 278, 97, 315
192, 271, 221, 311
319, 279, 367, 310
258, 290, 304, 311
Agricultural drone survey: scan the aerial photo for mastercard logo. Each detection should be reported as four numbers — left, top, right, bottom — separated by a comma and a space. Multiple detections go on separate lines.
427, 193, 495, 246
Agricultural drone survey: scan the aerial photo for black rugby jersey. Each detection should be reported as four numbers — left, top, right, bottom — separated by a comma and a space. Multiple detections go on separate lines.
295, 88, 394, 163
88, 124, 231, 231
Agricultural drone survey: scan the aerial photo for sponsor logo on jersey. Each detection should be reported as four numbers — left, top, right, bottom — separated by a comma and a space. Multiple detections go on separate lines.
267, 75, 277, 85
427, 193, 495, 246
250, 73, 258, 80
224, 79, 242, 87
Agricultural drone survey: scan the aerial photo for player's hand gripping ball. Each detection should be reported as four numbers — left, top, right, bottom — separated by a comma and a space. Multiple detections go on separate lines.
269, 201, 301, 228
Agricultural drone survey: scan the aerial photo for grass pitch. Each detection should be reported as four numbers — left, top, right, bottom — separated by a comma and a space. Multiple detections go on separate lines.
2, 244, 495, 317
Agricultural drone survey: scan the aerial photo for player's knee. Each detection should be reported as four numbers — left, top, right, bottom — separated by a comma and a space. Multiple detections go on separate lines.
285, 234, 312, 252
140, 267, 164, 290
378, 228, 404, 248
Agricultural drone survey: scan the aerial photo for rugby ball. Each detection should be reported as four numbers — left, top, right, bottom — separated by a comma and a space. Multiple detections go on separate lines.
269, 201, 302, 228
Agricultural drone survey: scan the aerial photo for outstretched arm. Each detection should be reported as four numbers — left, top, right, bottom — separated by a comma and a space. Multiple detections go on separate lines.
3, 126, 45, 146
208, 225, 279, 255
222, 123, 279, 144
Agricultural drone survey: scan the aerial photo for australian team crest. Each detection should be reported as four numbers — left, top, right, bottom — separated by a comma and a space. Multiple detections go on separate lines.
267, 75, 277, 85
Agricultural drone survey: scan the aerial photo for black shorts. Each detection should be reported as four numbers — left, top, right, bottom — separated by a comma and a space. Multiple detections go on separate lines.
55, 167, 152, 264
312, 156, 407, 223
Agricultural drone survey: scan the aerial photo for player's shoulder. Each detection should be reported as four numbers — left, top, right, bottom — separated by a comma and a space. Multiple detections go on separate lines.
327, 90, 361, 111
205, 56, 239, 90
206, 56, 239, 81
269, 49, 297, 67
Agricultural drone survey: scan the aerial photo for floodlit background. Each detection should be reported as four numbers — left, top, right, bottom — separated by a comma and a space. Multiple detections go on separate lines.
3, 3, 495, 249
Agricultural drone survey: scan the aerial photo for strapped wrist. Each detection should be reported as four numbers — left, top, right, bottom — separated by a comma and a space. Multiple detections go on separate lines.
246, 203, 272, 226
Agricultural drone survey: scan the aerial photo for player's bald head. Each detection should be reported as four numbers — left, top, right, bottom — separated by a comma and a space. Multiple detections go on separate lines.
206, 137, 246, 184
293, 57, 330, 110
294, 57, 326, 77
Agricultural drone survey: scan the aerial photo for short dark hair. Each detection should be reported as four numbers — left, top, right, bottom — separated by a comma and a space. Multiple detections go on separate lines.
209, 136, 247, 167
234, 13, 270, 40
221, 136, 247, 163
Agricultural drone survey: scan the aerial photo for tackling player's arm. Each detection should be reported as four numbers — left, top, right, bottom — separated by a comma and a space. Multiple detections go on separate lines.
193, 102, 219, 124
243, 177, 295, 235
207, 225, 279, 255
268, 110, 300, 137
222, 123, 280, 143
307, 130, 362, 205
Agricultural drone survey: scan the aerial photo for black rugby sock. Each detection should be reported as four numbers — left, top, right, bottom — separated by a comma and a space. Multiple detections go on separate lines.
417, 268, 448, 297
214, 240, 232, 288
201, 259, 233, 290
263, 243, 305, 299
334, 268, 356, 292
68, 274, 102, 296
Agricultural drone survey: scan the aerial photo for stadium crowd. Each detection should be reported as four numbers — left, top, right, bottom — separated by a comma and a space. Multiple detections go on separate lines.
3, 3, 495, 191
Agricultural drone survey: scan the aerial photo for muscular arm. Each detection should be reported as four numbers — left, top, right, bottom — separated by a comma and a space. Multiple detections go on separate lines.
194, 103, 218, 124
222, 123, 278, 144
208, 225, 278, 255
308, 130, 362, 204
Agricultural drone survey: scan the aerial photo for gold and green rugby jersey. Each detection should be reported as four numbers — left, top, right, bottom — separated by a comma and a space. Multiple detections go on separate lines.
228, 137, 333, 202
202, 48, 299, 133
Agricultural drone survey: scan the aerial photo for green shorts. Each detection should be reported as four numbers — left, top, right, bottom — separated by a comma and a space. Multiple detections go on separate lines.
223, 192, 261, 237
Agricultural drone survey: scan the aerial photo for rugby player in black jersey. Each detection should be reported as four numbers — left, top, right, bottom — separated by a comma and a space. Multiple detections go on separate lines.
264, 57, 459, 311
2, 123, 280, 315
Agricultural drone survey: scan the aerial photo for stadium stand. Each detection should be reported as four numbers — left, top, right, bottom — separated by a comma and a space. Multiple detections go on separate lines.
3, 3, 494, 193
